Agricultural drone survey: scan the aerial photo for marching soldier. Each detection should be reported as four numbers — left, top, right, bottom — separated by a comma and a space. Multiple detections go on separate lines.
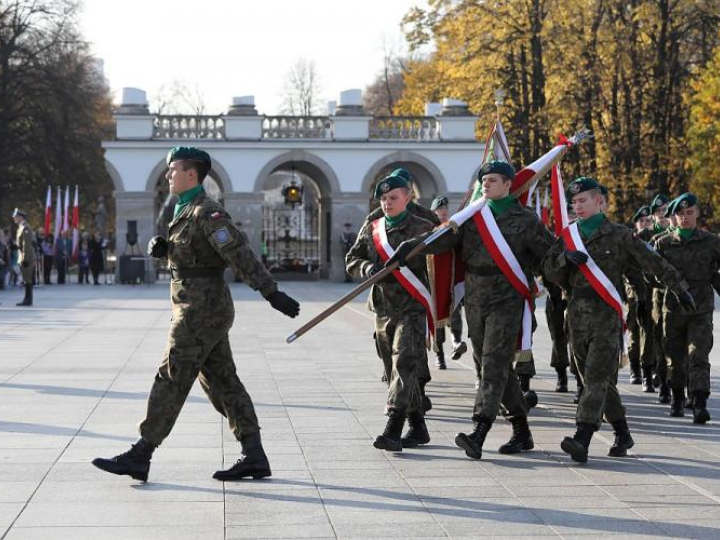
654, 193, 719, 423
546, 281, 569, 392
543, 177, 694, 463
12, 208, 36, 306
389, 161, 555, 460
92, 147, 301, 482
346, 168, 435, 451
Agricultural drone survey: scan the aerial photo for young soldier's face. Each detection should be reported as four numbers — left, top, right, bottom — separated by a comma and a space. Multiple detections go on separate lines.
676, 206, 698, 229
571, 190, 603, 220
636, 216, 653, 231
654, 205, 670, 227
481, 174, 511, 200
380, 188, 411, 218
434, 207, 450, 223
166, 161, 197, 195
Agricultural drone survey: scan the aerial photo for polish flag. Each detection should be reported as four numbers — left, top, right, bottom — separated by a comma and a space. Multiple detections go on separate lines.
551, 163, 570, 236
44, 187, 52, 236
54, 187, 62, 242
72, 186, 80, 259
63, 186, 70, 234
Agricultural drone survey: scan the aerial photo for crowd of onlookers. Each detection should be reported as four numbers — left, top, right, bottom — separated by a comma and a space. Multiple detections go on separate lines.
0, 228, 109, 291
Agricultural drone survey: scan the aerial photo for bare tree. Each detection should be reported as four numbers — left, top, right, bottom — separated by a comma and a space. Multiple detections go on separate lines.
151, 79, 206, 115
364, 40, 408, 116
279, 58, 322, 116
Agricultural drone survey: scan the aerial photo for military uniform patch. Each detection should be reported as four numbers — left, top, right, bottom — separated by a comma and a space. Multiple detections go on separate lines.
680, 200, 689, 209
211, 211, 223, 220
214, 227, 230, 244
570, 183, 582, 194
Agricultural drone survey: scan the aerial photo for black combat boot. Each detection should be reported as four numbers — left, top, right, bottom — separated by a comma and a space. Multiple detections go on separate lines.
524, 391, 538, 409
629, 359, 641, 384
693, 392, 711, 425
555, 367, 568, 393
92, 438, 156, 482
641, 367, 654, 393
16, 284, 32, 306
435, 352, 447, 370
670, 389, 685, 417
573, 375, 584, 404
657, 379, 671, 404
374, 409, 406, 451
561, 422, 594, 463
608, 419, 635, 457
213, 431, 271, 481
419, 379, 432, 412
519, 374, 531, 393
455, 417, 492, 460
498, 416, 534, 454
451, 341, 468, 360
401, 410, 430, 448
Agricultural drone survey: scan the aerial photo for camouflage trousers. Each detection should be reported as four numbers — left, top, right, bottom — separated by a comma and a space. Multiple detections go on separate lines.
436, 304, 465, 356
652, 290, 667, 381
627, 297, 655, 369
465, 283, 527, 423
139, 317, 260, 446
663, 310, 713, 395
375, 313, 426, 413
567, 304, 626, 429
546, 296, 569, 370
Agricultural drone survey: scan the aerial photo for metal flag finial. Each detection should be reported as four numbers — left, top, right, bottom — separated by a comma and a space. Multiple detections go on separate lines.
493, 88, 506, 120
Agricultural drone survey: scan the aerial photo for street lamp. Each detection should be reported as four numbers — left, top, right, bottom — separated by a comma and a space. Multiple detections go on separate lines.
282, 179, 303, 209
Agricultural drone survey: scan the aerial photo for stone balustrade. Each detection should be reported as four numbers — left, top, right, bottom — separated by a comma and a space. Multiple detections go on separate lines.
262, 116, 332, 139
369, 117, 439, 141
153, 115, 226, 139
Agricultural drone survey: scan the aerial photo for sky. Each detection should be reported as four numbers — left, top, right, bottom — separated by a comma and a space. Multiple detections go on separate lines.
79, 0, 427, 115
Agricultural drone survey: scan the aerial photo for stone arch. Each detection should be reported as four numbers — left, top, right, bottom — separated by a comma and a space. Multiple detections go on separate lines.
253, 150, 340, 197
144, 156, 233, 193
361, 151, 448, 201
104, 159, 124, 192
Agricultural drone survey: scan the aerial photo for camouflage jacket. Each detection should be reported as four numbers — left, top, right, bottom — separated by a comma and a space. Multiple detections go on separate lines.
16, 222, 36, 266
655, 228, 720, 314
544, 218, 686, 319
624, 228, 656, 301
346, 213, 434, 318
162, 191, 277, 325
424, 201, 554, 306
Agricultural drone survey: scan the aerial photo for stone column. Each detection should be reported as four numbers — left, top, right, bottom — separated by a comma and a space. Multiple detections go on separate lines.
114, 191, 156, 282
327, 193, 372, 282
114, 88, 154, 140
223, 192, 264, 255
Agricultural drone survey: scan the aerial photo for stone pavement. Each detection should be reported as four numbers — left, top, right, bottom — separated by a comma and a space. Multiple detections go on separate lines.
1, 281, 720, 539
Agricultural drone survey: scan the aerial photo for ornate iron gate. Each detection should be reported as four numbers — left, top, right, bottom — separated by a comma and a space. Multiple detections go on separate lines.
261, 205, 320, 277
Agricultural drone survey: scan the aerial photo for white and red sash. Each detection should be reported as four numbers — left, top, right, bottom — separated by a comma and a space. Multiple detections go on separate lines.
471, 204, 533, 353
371, 218, 436, 339
561, 222, 628, 353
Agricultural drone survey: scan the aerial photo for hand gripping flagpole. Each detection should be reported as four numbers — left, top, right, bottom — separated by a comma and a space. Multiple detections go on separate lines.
286, 128, 590, 344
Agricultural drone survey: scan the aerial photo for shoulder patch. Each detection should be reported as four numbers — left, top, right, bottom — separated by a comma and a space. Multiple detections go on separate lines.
213, 226, 231, 244
211, 211, 224, 220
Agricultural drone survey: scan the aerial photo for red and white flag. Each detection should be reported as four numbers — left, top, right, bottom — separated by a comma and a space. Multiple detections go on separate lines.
54, 187, 62, 242
542, 189, 550, 227
535, 189, 542, 219
550, 164, 569, 236
44, 187, 52, 237
72, 186, 80, 259
63, 186, 70, 234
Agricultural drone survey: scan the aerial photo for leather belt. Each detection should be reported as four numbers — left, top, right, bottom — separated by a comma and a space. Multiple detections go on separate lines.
571, 287, 600, 300
466, 266, 503, 276
171, 267, 225, 279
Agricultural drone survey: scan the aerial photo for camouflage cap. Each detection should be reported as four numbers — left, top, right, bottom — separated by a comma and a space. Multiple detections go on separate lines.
477, 160, 515, 180
430, 195, 449, 211
374, 168, 412, 199
166, 146, 212, 168
632, 206, 651, 223
669, 193, 698, 215
566, 176, 601, 199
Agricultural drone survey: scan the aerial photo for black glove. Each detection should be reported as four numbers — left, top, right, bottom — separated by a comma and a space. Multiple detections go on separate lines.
676, 290, 697, 312
564, 250, 589, 266
147, 236, 168, 259
265, 290, 300, 318
385, 239, 419, 268
636, 300, 648, 327
365, 263, 383, 278
21, 260, 29, 268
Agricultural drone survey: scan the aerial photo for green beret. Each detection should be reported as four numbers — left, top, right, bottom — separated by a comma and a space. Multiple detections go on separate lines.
477, 160, 515, 180
430, 195, 449, 211
664, 197, 679, 218
650, 194, 670, 214
11, 207, 26, 218
632, 206, 651, 223
566, 176, 601, 198
670, 193, 698, 214
599, 185, 609, 197
166, 146, 212, 168
374, 168, 412, 199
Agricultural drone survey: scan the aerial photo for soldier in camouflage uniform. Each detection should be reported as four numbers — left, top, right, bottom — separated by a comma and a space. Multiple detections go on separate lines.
390, 161, 554, 460
626, 206, 656, 391
12, 208, 36, 306
654, 193, 719, 424
544, 177, 694, 463
346, 168, 435, 451
545, 281, 569, 392
93, 147, 300, 482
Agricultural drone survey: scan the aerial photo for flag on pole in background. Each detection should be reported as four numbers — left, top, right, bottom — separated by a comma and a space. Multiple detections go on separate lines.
542, 189, 550, 227
63, 186, 70, 235
44, 187, 52, 236
54, 187, 62, 241
72, 186, 80, 259
550, 163, 570, 236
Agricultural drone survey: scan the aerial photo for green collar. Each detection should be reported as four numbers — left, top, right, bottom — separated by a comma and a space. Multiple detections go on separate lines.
173, 184, 204, 219
654, 223, 668, 234
385, 210, 409, 229
577, 212, 605, 239
486, 195, 516, 217
678, 227, 696, 241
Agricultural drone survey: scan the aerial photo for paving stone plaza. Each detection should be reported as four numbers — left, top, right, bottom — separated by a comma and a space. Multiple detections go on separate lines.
1, 282, 720, 539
